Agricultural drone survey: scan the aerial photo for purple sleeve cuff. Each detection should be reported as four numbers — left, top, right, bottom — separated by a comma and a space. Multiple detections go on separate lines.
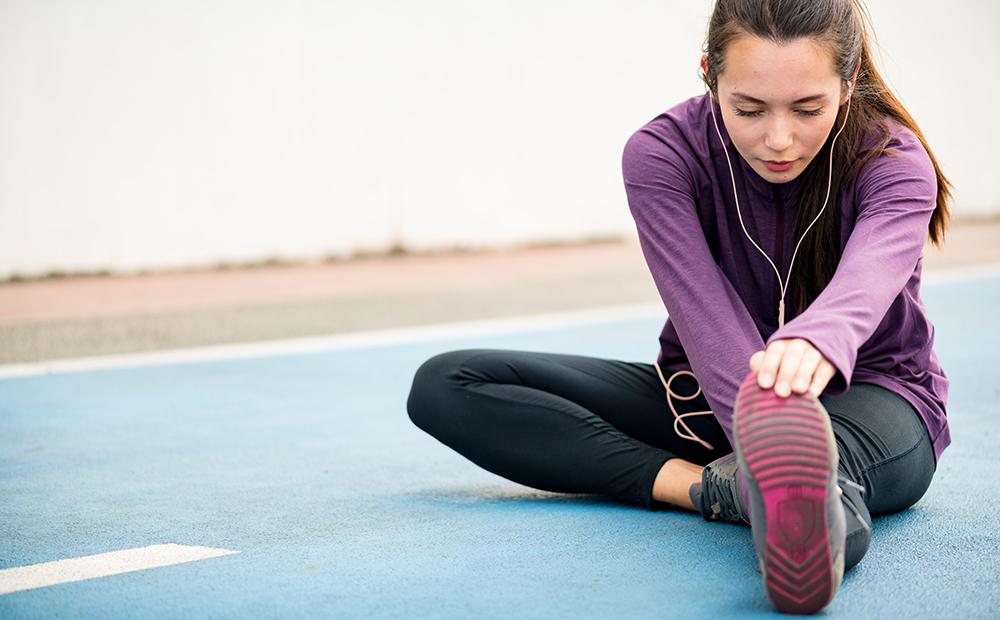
765, 330, 853, 396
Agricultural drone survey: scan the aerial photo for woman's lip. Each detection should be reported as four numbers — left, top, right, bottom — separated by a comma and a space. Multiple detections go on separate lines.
765, 160, 794, 164
763, 159, 796, 171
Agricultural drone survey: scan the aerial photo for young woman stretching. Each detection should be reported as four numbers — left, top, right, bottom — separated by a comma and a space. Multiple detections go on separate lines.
406, 0, 953, 613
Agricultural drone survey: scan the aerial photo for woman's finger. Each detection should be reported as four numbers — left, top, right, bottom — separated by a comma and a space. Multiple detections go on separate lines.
757, 340, 787, 389
809, 361, 838, 397
774, 339, 808, 397
792, 347, 823, 394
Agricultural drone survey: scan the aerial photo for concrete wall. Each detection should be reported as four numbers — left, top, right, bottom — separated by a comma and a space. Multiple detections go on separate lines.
1, 0, 996, 280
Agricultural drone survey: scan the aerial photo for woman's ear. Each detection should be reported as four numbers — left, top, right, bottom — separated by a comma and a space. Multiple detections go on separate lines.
840, 81, 854, 106
700, 53, 715, 99
841, 60, 861, 105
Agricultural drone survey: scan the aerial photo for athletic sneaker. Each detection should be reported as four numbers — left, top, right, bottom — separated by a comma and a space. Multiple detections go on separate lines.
696, 452, 750, 524
733, 371, 846, 615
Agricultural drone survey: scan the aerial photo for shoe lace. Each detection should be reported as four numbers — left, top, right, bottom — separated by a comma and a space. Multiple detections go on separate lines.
702, 454, 750, 524
837, 476, 871, 534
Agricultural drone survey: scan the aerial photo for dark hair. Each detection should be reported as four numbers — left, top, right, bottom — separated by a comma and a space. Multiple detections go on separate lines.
699, 0, 953, 315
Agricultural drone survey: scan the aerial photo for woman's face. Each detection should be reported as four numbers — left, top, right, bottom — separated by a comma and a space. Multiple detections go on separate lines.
705, 35, 850, 184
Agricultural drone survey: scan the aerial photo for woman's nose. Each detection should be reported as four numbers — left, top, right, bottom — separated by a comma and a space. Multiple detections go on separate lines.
764, 117, 794, 152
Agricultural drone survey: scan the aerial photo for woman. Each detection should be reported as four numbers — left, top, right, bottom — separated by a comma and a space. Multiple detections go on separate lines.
406, 0, 952, 613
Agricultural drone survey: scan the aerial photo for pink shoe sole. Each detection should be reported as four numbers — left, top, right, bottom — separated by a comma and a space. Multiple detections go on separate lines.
733, 372, 843, 614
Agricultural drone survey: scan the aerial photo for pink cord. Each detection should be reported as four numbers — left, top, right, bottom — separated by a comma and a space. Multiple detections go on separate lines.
653, 361, 716, 451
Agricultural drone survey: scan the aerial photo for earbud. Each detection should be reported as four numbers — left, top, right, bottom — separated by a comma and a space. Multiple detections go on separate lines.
847, 59, 861, 98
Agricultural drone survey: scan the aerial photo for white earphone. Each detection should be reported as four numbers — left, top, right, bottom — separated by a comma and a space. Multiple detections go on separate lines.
702, 59, 860, 328
650, 60, 862, 451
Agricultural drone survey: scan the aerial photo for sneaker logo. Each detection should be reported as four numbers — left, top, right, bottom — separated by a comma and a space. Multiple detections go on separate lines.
777, 497, 818, 546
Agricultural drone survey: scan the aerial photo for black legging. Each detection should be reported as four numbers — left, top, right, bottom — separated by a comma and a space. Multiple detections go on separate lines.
406, 348, 937, 570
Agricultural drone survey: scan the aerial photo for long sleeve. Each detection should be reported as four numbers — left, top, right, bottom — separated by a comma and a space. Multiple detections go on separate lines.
622, 128, 764, 446
765, 135, 938, 395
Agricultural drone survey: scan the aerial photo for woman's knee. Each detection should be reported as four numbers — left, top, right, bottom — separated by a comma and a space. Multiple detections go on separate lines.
405, 348, 488, 434
866, 436, 936, 515
824, 383, 937, 515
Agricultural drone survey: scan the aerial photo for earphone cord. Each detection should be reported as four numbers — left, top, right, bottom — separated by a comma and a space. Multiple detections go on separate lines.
706, 79, 854, 330
653, 361, 716, 451
653, 67, 858, 449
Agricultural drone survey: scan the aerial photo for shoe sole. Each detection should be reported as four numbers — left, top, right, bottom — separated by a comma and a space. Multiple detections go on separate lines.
733, 373, 841, 614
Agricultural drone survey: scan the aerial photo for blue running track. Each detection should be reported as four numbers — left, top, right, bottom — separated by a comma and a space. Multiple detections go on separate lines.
2, 270, 999, 618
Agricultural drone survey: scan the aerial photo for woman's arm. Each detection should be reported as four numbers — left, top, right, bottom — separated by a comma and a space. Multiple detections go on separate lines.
763, 129, 938, 395
622, 127, 764, 447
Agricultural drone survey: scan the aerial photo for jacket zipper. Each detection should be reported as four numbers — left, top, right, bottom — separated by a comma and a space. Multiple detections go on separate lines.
771, 184, 785, 324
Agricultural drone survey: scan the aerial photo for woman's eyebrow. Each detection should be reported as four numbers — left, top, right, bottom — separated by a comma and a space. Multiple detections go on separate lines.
730, 92, 828, 104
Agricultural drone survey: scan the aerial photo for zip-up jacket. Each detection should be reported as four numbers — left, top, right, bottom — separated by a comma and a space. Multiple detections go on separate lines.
622, 93, 950, 461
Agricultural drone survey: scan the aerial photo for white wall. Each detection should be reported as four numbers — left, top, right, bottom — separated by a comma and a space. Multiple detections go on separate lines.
1, 0, 996, 280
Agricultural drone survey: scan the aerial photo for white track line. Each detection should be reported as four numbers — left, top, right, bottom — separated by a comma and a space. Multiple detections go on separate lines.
0, 303, 664, 379
920, 261, 1000, 284
0, 544, 239, 596
0, 262, 997, 381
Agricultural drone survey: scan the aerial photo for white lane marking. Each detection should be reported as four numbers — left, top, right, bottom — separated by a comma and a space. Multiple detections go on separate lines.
0, 261, 997, 380
0, 544, 239, 595
0, 303, 664, 379
921, 261, 1000, 284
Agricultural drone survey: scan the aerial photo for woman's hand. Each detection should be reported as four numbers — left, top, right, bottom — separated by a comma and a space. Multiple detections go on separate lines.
749, 338, 836, 398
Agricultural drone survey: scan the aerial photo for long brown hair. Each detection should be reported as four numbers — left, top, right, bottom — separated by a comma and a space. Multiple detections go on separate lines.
699, 0, 953, 315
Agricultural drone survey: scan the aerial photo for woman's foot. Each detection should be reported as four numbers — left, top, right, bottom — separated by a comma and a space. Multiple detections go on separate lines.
733, 371, 846, 614
691, 452, 750, 524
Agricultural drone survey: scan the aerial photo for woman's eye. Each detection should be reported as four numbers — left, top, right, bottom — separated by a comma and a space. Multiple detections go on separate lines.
734, 108, 824, 117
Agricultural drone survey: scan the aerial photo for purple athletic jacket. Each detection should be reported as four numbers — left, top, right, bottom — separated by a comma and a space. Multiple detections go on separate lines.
621, 92, 950, 461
